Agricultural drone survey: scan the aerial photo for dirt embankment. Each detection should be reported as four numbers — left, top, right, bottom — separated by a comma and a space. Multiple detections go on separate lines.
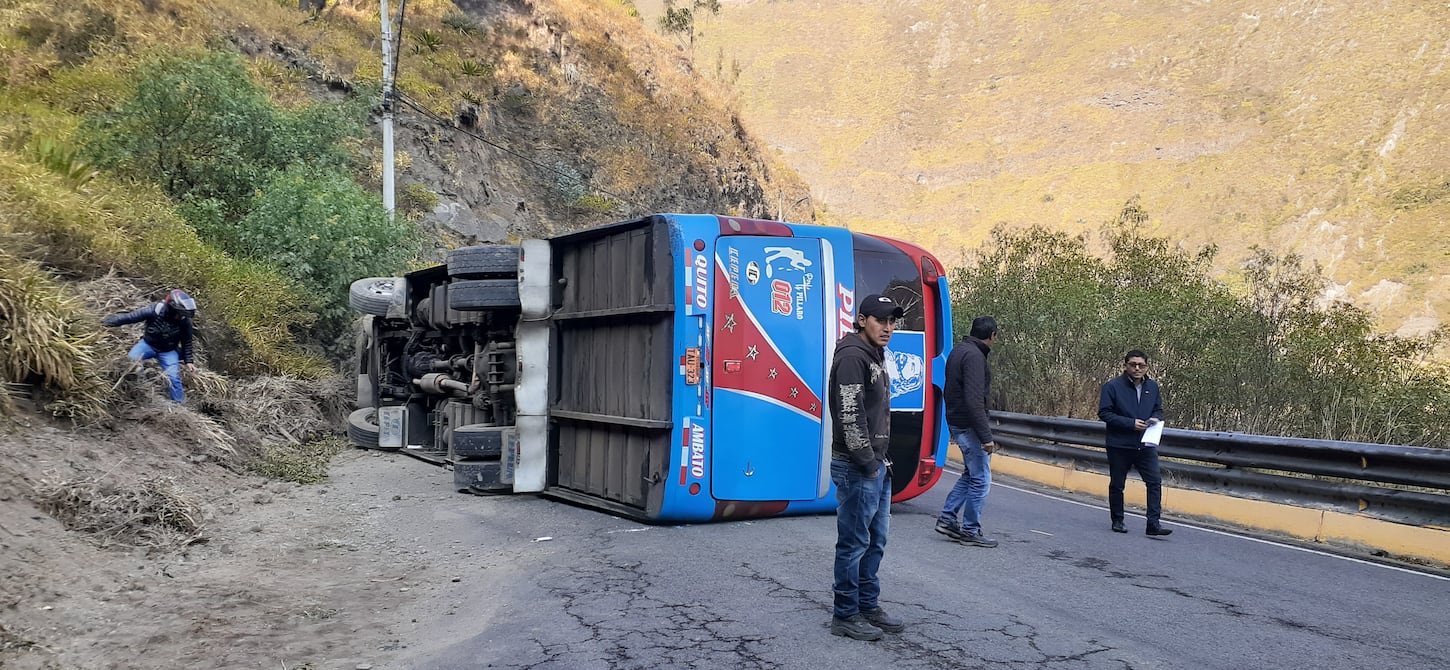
0, 375, 427, 669
0, 400, 446, 670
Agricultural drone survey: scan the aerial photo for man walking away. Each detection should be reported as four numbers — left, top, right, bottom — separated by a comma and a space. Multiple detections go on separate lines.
827, 294, 907, 641
1098, 349, 1171, 536
103, 289, 198, 403
936, 316, 1000, 548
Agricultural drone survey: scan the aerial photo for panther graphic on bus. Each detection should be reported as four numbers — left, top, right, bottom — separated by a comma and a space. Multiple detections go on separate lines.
884, 348, 924, 400
764, 246, 812, 277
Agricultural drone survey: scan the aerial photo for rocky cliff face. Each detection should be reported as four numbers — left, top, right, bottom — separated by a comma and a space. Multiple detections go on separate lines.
367, 0, 807, 250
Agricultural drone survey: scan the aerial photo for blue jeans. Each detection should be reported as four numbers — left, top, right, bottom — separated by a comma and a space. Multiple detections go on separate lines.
831, 458, 890, 619
940, 428, 992, 534
128, 340, 184, 402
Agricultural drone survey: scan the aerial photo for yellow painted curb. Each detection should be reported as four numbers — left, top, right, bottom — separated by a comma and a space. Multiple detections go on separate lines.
967, 453, 1450, 567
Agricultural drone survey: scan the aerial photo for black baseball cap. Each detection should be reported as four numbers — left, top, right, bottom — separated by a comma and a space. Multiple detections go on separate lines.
858, 294, 904, 320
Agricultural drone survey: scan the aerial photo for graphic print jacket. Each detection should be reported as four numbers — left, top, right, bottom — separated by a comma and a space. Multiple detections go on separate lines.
829, 333, 891, 474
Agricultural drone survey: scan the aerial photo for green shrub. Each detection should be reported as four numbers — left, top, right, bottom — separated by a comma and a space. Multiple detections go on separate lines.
442, 12, 482, 35
458, 59, 492, 78
398, 182, 440, 220
409, 29, 445, 54
83, 50, 364, 224
236, 165, 417, 327
70, 48, 393, 356
950, 221, 1450, 446
83, 50, 277, 214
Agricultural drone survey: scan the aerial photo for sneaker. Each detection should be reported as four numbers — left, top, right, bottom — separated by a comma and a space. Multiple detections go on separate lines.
861, 607, 905, 633
935, 517, 966, 541
1146, 526, 1174, 537
1111, 521, 1127, 533
957, 531, 999, 548
830, 614, 884, 641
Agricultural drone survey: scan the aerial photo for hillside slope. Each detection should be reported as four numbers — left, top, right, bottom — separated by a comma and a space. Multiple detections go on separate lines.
375, 0, 813, 242
0, 0, 811, 388
0, 2, 814, 665
2, 0, 809, 251
640, 0, 1450, 335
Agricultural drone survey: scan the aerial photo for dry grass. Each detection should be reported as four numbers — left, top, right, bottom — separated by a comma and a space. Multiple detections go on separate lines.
70, 272, 159, 317
108, 370, 349, 472
0, 250, 109, 419
0, 149, 328, 378
33, 471, 205, 551
201, 375, 341, 449
113, 392, 239, 458
253, 435, 349, 484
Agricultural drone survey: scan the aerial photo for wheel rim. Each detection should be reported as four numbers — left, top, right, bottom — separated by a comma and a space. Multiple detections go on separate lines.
366, 279, 395, 297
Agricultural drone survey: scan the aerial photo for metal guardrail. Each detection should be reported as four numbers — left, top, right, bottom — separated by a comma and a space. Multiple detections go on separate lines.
990, 411, 1450, 527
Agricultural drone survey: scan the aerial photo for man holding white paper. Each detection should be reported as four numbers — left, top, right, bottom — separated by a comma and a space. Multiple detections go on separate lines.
1098, 350, 1171, 537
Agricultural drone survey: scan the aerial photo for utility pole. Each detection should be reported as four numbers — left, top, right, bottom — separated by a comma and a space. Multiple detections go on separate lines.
379, 0, 396, 217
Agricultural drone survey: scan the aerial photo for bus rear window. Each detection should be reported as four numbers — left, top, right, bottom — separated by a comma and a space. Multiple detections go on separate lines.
852, 235, 926, 332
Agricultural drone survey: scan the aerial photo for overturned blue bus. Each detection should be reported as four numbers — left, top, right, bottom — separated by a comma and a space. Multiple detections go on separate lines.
346, 214, 953, 522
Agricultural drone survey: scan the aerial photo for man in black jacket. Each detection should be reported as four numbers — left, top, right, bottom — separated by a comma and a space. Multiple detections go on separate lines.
1098, 350, 1171, 536
827, 294, 906, 641
103, 290, 198, 403
936, 316, 1000, 548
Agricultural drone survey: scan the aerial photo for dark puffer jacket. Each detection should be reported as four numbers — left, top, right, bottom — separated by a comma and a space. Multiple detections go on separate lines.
829, 333, 891, 474
103, 302, 195, 363
944, 336, 993, 443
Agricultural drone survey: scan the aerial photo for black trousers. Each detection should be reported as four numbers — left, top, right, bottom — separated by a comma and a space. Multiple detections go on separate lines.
1107, 446, 1163, 527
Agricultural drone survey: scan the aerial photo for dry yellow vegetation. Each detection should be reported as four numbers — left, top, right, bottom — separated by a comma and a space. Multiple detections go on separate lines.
640, 0, 1450, 335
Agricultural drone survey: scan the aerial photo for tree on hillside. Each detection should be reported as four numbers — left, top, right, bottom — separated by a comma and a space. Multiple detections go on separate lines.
236, 166, 417, 329
658, 0, 720, 59
85, 52, 276, 211
948, 220, 1450, 446
82, 50, 408, 345
84, 51, 362, 223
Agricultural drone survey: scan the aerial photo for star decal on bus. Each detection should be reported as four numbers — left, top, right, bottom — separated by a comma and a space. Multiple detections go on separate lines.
710, 258, 822, 421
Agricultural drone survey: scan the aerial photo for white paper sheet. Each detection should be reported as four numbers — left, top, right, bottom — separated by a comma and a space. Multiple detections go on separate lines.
1142, 420, 1165, 447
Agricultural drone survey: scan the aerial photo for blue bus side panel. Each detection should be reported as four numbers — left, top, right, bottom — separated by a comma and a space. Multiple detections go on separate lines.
710, 237, 825, 501
656, 217, 860, 522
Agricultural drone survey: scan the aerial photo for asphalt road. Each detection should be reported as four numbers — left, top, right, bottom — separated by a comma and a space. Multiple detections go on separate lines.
363, 459, 1450, 670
